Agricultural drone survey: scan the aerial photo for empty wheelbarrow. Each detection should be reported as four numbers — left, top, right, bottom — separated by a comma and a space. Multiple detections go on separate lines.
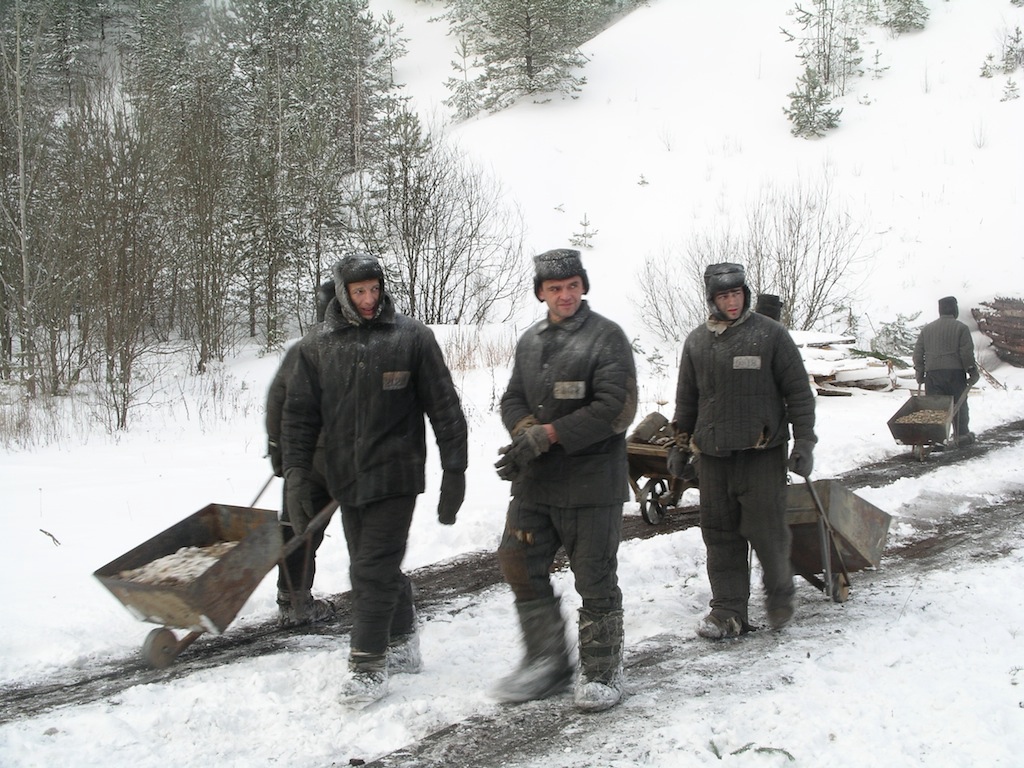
94, 500, 336, 668
785, 479, 892, 602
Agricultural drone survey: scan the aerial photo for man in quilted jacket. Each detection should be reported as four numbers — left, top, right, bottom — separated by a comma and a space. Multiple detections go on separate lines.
671, 263, 816, 639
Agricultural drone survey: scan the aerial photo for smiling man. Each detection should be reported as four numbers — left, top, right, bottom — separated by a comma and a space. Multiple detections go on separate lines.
671, 262, 816, 640
492, 248, 637, 713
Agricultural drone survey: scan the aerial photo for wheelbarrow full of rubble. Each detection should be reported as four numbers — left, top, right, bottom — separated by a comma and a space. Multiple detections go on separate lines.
887, 387, 971, 461
627, 412, 698, 524
94, 500, 336, 668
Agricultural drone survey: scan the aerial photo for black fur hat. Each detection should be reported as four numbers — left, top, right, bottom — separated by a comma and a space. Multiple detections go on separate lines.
533, 248, 589, 300
755, 293, 783, 321
334, 251, 384, 288
938, 296, 958, 317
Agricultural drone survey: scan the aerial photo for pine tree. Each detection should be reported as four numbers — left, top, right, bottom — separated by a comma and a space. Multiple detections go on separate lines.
783, 66, 843, 138
884, 0, 928, 35
444, 37, 484, 121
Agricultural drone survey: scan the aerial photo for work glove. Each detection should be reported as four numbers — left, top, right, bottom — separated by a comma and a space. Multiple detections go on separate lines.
666, 444, 689, 479
284, 467, 316, 535
787, 439, 815, 478
495, 424, 552, 482
967, 367, 980, 386
267, 438, 283, 477
437, 471, 465, 525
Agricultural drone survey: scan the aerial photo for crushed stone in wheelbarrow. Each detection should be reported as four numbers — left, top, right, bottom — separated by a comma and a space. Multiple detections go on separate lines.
118, 541, 239, 586
894, 409, 949, 425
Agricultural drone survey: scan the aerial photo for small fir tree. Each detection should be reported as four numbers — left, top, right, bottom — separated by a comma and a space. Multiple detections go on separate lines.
884, 0, 929, 34
783, 67, 843, 138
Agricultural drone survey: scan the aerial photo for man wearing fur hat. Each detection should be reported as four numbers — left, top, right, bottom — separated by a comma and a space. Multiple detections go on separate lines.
671, 263, 816, 640
913, 296, 979, 446
282, 251, 468, 705
492, 248, 637, 713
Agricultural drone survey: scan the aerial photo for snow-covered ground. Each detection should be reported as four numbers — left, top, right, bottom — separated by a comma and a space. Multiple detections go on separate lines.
3, 0, 1023, 765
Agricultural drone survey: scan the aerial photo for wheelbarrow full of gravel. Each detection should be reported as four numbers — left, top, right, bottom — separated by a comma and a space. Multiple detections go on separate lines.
886, 387, 970, 461
94, 500, 336, 668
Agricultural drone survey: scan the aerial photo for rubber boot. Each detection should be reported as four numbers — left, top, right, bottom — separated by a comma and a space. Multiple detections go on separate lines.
279, 589, 336, 628
491, 597, 573, 704
574, 608, 624, 713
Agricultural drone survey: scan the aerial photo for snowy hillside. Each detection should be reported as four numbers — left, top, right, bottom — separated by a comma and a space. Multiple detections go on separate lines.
2, 1, 1024, 767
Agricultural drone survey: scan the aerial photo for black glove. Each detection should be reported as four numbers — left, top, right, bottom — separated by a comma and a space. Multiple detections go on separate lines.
666, 445, 689, 479
437, 471, 465, 525
267, 439, 283, 477
788, 439, 815, 478
495, 425, 552, 482
967, 367, 980, 386
284, 467, 316, 535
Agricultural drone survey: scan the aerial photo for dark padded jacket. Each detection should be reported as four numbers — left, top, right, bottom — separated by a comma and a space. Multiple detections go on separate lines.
912, 315, 976, 381
501, 301, 638, 507
673, 309, 816, 457
281, 292, 468, 507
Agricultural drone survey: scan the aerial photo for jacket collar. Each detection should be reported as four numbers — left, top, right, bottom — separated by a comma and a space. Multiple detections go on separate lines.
705, 306, 752, 336
534, 299, 591, 335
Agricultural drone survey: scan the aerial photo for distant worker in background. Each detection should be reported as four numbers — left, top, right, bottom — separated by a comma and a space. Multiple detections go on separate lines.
913, 295, 979, 446
755, 293, 783, 323
671, 263, 816, 639
266, 281, 337, 628
282, 251, 468, 705
492, 248, 638, 713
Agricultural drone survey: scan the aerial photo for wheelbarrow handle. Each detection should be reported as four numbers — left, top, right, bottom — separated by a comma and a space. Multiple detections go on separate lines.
250, 473, 276, 507
803, 476, 852, 594
280, 500, 340, 560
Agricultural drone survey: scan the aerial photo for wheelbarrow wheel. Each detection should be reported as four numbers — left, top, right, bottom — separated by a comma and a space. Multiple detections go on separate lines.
830, 572, 850, 603
142, 627, 179, 669
640, 478, 668, 525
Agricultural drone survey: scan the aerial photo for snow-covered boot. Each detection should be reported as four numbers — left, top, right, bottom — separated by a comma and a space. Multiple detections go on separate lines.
491, 597, 573, 704
340, 650, 388, 705
281, 589, 336, 627
387, 631, 422, 675
574, 608, 624, 713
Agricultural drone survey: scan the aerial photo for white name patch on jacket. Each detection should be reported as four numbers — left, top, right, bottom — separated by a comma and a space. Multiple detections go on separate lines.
732, 356, 762, 370
553, 381, 586, 399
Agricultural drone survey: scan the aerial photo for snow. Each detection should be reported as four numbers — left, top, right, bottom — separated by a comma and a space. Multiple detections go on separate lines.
3, 0, 1024, 766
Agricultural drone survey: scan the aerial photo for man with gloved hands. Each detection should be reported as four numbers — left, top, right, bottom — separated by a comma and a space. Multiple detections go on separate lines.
672, 262, 816, 641
492, 248, 637, 714
282, 251, 468, 706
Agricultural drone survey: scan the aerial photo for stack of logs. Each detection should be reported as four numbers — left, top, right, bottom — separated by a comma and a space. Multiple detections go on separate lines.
972, 298, 1024, 367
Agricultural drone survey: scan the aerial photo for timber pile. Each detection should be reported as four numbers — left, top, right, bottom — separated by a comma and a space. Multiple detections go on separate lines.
972, 298, 1024, 367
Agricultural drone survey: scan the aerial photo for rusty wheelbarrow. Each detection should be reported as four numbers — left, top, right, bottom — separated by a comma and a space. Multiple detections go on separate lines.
785, 478, 892, 602
887, 386, 971, 461
94, 499, 337, 668
626, 412, 698, 524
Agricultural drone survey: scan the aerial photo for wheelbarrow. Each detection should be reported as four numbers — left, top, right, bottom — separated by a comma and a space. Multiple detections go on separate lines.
785, 478, 892, 602
887, 386, 971, 461
94, 499, 337, 669
626, 412, 698, 524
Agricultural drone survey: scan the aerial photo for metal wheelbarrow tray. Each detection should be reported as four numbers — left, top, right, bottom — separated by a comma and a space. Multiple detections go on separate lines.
886, 393, 958, 460
785, 480, 892, 602
94, 503, 283, 668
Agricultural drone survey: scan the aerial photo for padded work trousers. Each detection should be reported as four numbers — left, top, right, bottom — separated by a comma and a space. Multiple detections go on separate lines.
697, 446, 794, 625
497, 499, 623, 613
341, 496, 417, 655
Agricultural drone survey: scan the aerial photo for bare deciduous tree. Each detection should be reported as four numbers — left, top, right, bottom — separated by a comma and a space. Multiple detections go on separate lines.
637, 176, 866, 343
